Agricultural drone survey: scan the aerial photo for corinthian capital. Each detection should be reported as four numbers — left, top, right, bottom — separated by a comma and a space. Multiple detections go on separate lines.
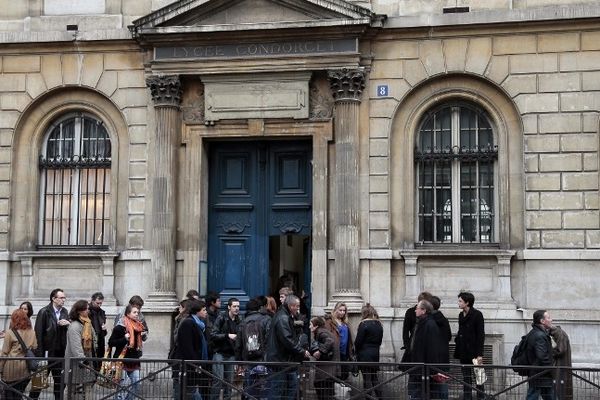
327, 68, 365, 102
146, 75, 182, 107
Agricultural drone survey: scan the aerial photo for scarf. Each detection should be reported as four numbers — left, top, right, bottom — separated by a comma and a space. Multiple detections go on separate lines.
80, 316, 94, 354
192, 315, 208, 360
123, 315, 145, 350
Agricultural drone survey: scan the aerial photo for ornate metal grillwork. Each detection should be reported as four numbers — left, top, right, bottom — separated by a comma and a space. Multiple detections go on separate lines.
39, 114, 111, 247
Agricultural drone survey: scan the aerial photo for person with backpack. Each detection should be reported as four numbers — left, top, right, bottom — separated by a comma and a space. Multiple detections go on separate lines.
235, 298, 271, 399
524, 310, 554, 400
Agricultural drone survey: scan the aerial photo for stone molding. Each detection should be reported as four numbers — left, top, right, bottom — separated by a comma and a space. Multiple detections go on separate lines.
328, 68, 365, 102
146, 75, 182, 107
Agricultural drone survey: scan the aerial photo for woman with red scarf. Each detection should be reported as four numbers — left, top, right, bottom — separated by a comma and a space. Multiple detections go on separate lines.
108, 304, 146, 400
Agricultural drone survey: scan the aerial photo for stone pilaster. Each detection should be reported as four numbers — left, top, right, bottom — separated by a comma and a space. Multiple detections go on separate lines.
328, 68, 365, 309
145, 75, 182, 309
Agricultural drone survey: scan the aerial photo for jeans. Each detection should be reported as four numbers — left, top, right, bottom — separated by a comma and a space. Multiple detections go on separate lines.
430, 382, 448, 399
526, 380, 555, 400
268, 368, 298, 400
211, 353, 235, 400
115, 369, 140, 400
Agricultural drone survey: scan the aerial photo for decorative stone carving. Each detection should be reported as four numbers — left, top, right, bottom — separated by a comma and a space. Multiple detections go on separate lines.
272, 211, 311, 234
146, 75, 183, 107
327, 68, 365, 102
182, 80, 205, 123
309, 77, 334, 119
217, 212, 251, 234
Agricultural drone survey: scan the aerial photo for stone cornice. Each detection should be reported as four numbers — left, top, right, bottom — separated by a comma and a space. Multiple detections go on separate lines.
386, 4, 600, 30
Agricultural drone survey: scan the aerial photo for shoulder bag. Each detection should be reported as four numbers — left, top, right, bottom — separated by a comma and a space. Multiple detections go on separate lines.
11, 329, 39, 372
97, 346, 127, 388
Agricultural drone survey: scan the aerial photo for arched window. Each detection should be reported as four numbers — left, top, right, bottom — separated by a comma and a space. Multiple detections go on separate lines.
415, 104, 498, 243
39, 113, 111, 247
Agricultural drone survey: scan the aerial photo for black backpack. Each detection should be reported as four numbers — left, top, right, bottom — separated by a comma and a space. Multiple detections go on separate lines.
511, 332, 531, 376
244, 318, 265, 360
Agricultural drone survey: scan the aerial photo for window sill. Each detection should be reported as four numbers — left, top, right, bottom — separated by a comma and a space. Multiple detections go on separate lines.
397, 247, 515, 260
16, 249, 119, 260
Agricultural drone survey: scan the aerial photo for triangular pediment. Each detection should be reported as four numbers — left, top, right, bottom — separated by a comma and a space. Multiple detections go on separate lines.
131, 0, 381, 34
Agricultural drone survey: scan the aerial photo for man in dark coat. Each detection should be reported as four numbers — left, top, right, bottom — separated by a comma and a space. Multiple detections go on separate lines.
175, 300, 210, 400
31, 288, 70, 400
210, 297, 241, 400
526, 310, 554, 400
454, 292, 486, 400
88, 291, 107, 369
430, 296, 451, 399
266, 294, 310, 400
408, 300, 446, 400
402, 291, 433, 351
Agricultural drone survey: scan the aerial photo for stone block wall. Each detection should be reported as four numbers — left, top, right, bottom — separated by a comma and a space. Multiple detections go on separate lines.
368, 28, 600, 251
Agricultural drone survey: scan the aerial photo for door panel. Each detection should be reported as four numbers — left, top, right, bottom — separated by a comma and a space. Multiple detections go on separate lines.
208, 140, 311, 303
269, 144, 312, 236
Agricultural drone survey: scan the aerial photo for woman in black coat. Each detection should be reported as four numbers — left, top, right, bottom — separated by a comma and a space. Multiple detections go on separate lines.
354, 304, 383, 400
454, 292, 485, 400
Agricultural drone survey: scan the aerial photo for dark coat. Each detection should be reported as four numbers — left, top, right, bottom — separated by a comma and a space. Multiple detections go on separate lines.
210, 311, 241, 357
34, 303, 69, 356
108, 324, 142, 370
88, 304, 107, 358
266, 304, 305, 362
402, 305, 417, 349
174, 316, 209, 390
235, 310, 271, 361
312, 327, 340, 382
175, 316, 208, 361
431, 310, 451, 363
354, 319, 383, 363
549, 325, 572, 400
454, 307, 485, 362
526, 324, 553, 380
409, 315, 446, 364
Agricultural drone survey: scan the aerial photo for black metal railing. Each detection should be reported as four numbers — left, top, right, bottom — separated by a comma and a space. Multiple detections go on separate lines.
0, 357, 598, 399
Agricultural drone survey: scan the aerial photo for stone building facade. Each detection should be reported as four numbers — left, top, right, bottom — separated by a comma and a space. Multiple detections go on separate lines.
1, 0, 600, 364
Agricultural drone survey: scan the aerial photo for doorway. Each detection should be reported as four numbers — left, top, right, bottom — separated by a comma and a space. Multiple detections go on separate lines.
207, 140, 312, 305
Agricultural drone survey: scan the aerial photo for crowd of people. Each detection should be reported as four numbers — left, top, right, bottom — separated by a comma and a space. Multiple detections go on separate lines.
0, 287, 573, 400
399, 291, 572, 400
0, 289, 148, 400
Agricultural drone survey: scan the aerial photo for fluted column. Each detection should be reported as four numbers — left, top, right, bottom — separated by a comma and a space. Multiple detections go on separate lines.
328, 68, 365, 309
145, 75, 182, 309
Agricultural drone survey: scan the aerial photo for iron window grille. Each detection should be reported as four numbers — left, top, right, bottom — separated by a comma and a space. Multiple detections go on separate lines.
415, 105, 498, 244
38, 113, 111, 247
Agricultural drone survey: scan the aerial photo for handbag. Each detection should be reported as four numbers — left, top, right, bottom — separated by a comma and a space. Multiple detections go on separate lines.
11, 328, 39, 372
30, 362, 50, 390
97, 347, 127, 388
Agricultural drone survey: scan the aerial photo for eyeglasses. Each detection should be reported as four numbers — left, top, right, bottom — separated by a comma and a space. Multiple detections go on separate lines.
55, 296, 67, 300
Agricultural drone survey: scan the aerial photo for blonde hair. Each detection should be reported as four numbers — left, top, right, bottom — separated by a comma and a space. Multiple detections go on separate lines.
333, 302, 349, 325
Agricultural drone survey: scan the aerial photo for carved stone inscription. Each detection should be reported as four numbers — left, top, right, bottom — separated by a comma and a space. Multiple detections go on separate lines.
203, 73, 311, 120
155, 38, 357, 60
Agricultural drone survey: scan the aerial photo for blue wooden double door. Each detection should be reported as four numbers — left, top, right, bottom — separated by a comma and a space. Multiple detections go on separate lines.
208, 140, 312, 304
